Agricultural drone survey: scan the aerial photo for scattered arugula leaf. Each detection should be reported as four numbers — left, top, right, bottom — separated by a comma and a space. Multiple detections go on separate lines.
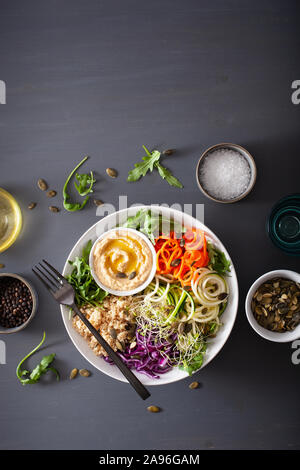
127, 145, 183, 188
207, 241, 231, 275
74, 171, 95, 197
63, 156, 96, 211
155, 162, 183, 188
121, 209, 186, 243
67, 240, 108, 307
16, 332, 59, 385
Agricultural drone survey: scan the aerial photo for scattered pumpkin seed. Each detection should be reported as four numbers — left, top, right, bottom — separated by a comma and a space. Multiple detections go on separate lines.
162, 149, 175, 155
70, 368, 78, 380
47, 190, 57, 198
189, 381, 199, 390
28, 202, 36, 210
79, 369, 91, 377
147, 405, 160, 413
94, 199, 104, 206
106, 168, 118, 178
37, 178, 48, 191
130, 341, 137, 349
49, 206, 60, 213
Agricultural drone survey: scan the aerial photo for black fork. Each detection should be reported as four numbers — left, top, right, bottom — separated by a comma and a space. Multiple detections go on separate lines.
32, 260, 150, 400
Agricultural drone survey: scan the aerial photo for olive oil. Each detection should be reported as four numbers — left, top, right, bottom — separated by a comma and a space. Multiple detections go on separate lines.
0, 188, 22, 253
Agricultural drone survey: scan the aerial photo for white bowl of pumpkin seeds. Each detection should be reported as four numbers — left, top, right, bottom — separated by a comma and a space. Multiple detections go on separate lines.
245, 270, 300, 342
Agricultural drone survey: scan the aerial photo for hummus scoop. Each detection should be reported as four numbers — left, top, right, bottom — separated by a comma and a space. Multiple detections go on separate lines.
89, 228, 156, 296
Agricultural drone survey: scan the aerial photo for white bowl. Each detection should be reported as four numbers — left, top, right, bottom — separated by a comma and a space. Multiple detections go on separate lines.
61, 205, 239, 385
245, 269, 300, 342
89, 227, 157, 296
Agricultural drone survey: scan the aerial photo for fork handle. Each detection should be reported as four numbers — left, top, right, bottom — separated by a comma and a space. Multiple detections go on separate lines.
71, 303, 150, 400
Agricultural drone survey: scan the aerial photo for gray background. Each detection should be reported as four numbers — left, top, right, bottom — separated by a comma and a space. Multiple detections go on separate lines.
0, 0, 299, 450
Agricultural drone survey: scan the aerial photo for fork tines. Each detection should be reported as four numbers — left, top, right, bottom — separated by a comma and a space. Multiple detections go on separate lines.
32, 260, 65, 293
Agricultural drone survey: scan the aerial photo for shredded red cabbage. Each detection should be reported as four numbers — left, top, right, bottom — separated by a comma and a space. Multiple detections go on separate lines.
104, 328, 179, 379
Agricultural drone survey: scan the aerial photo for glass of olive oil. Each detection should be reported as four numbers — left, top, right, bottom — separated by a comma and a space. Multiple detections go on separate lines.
0, 188, 22, 253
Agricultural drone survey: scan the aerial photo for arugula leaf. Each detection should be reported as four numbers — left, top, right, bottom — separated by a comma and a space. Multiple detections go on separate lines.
127, 147, 161, 182
127, 145, 183, 188
74, 171, 95, 197
67, 240, 108, 307
180, 350, 205, 376
121, 209, 185, 244
207, 241, 231, 276
16, 332, 59, 386
155, 162, 183, 188
63, 156, 95, 211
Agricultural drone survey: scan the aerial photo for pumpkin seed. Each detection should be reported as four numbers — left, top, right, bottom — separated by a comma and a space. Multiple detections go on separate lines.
94, 199, 104, 206
116, 340, 124, 351
218, 293, 228, 301
109, 328, 117, 339
116, 271, 127, 278
79, 369, 91, 377
28, 202, 36, 210
130, 341, 137, 349
189, 381, 199, 389
49, 206, 60, 213
106, 168, 118, 178
38, 178, 48, 191
147, 406, 160, 413
47, 190, 57, 198
162, 149, 175, 156
70, 368, 78, 380
128, 271, 137, 280
170, 258, 181, 267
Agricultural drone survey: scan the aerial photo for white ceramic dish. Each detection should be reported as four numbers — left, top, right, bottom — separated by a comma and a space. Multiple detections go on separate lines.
89, 228, 157, 296
245, 269, 300, 343
61, 205, 239, 386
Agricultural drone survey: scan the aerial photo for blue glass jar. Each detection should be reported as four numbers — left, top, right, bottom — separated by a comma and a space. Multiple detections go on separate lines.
267, 194, 300, 256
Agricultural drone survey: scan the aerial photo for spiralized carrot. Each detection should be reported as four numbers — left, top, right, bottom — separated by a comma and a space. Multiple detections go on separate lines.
155, 228, 209, 287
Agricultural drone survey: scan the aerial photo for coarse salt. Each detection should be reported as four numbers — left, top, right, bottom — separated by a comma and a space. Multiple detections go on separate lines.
199, 148, 251, 200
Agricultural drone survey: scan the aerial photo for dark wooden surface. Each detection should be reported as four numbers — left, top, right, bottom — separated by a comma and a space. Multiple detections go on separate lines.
0, 0, 299, 450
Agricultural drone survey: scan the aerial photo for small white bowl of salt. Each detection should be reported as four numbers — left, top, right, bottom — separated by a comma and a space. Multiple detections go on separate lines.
196, 143, 257, 203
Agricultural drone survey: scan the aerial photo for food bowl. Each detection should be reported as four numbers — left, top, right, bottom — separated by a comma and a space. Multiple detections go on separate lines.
89, 227, 157, 296
0, 273, 38, 334
196, 143, 257, 203
245, 269, 300, 343
61, 205, 239, 386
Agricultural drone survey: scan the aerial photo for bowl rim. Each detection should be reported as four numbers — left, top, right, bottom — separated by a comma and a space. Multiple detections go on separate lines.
0, 273, 38, 334
245, 269, 300, 343
195, 142, 257, 203
89, 227, 157, 296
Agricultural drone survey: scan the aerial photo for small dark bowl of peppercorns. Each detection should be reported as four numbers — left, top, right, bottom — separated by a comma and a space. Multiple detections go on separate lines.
0, 273, 38, 333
